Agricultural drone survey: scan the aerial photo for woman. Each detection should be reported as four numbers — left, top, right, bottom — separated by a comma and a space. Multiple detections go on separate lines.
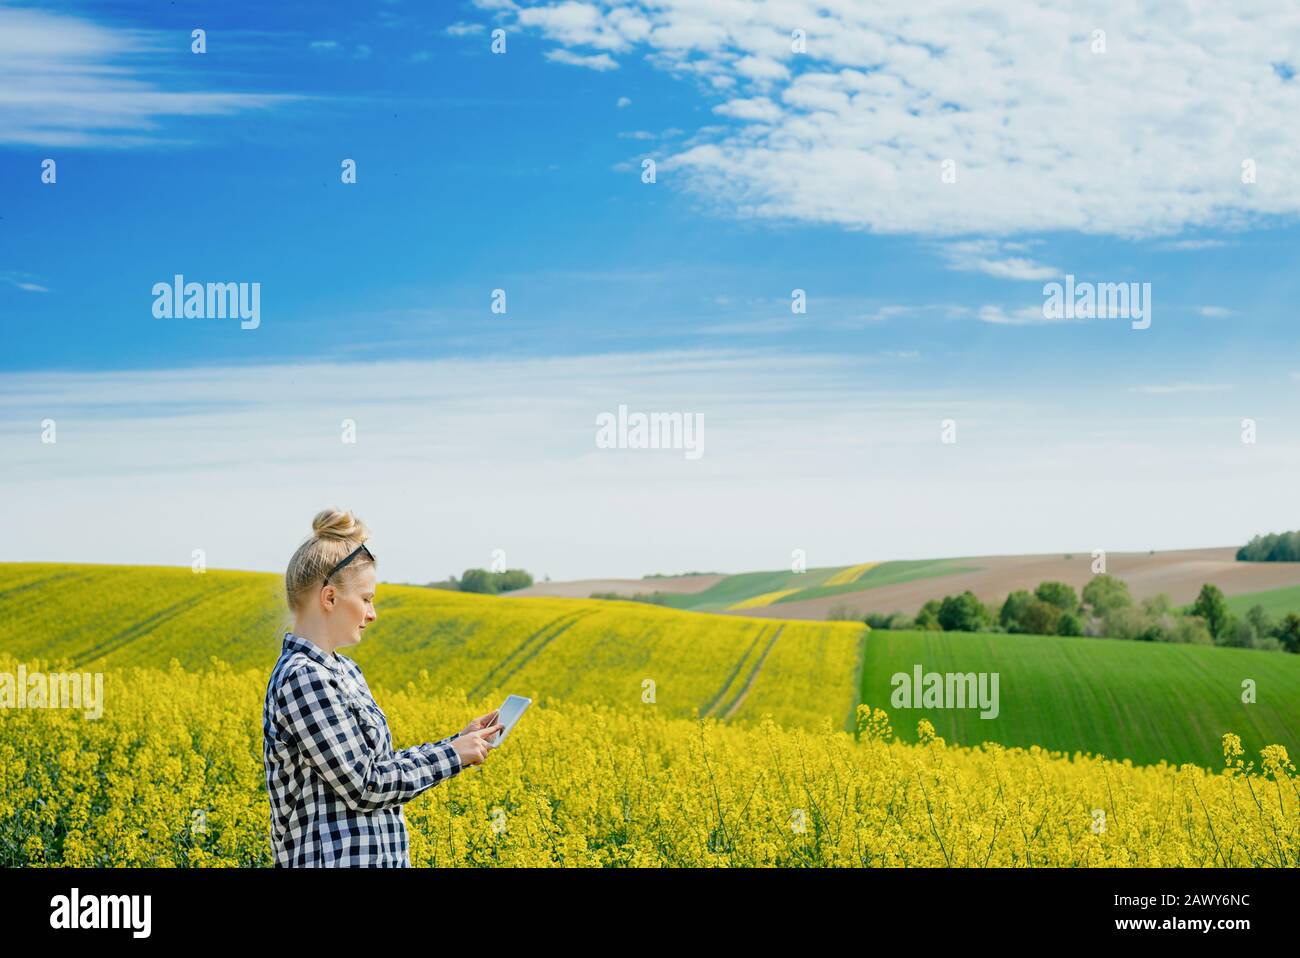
262, 508, 503, 866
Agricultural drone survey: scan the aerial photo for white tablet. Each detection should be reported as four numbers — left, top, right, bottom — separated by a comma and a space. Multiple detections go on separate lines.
490, 694, 531, 746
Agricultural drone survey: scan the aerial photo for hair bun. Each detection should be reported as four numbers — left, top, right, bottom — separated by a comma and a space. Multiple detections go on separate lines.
311, 508, 368, 542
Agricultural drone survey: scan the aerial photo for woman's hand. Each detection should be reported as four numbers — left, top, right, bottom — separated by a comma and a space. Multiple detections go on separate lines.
459, 709, 500, 738
451, 725, 504, 768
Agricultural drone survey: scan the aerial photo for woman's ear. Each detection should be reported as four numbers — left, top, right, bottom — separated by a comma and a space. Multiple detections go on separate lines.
319, 584, 336, 611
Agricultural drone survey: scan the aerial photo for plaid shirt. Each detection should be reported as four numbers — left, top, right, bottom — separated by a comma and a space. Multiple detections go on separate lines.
263, 632, 461, 866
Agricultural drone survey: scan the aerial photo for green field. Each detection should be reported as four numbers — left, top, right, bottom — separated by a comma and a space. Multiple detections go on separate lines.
861, 630, 1300, 768
661, 558, 978, 611
4, 561, 1299, 770
1224, 583, 1300, 620
774, 558, 981, 606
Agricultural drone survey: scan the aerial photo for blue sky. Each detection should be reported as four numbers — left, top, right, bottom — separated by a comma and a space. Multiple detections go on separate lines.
3, 0, 1299, 581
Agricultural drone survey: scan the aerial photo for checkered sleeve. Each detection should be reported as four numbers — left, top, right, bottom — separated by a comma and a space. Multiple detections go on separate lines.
276, 664, 461, 813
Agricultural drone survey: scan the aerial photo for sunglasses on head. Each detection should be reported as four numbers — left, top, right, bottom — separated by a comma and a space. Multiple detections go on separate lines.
322, 543, 375, 586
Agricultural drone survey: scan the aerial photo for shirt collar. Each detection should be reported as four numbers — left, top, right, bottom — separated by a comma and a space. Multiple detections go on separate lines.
282, 632, 341, 672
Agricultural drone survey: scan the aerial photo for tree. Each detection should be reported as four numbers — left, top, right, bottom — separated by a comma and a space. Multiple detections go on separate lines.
1220, 616, 1255, 649
459, 568, 497, 594
1190, 584, 1229, 640
1237, 530, 1300, 562
915, 599, 942, 631
1035, 581, 1079, 613
1018, 598, 1061, 636
826, 604, 862, 622
1104, 606, 1162, 642
999, 590, 1034, 632
1140, 593, 1172, 617
866, 611, 913, 630
938, 591, 988, 632
1246, 604, 1274, 639
1056, 611, 1083, 636
459, 568, 533, 594
1082, 574, 1132, 616
1276, 613, 1300, 654
496, 569, 534, 592
983, 600, 1003, 630
1170, 616, 1213, 645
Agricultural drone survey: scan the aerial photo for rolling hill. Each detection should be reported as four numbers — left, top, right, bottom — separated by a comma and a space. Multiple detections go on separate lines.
511, 547, 1300, 621
0, 562, 865, 734
3, 561, 1299, 769
1224, 583, 1300, 621
861, 629, 1300, 767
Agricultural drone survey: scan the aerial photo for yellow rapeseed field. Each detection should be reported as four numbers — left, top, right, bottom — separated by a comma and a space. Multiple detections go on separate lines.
0, 564, 866, 735
728, 588, 803, 610
824, 562, 878, 587
2, 652, 1295, 867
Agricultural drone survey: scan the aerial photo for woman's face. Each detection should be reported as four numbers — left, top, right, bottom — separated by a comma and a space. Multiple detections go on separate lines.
327, 564, 377, 648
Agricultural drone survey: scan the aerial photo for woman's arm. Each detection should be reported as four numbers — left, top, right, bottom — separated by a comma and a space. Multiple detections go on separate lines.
274, 664, 461, 813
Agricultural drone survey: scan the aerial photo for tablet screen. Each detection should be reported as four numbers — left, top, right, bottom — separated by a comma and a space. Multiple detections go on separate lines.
492, 694, 531, 745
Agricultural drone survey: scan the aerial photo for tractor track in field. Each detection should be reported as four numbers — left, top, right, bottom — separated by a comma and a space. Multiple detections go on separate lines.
469, 608, 598, 699
67, 591, 217, 669
0, 569, 90, 603
699, 624, 770, 719
719, 625, 784, 720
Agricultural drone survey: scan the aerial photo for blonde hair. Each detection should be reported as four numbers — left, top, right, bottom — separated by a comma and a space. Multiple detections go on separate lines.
285, 508, 375, 610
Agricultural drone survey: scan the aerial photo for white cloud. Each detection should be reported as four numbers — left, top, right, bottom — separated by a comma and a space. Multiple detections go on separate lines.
733, 55, 789, 84
544, 48, 619, 71
311, 40, 370, 59
699, 300, 964, 333
4, 351, 1297, 580
499, 1, 1300, 238
0, 7, 296, 147
1, 273, 49, 293
714, 96, 782, 123
852, 304, 965, 324
942, 240, 1059, 281
1198, 306, 1233, 318
1160, 239, 1228, 251
977, 304, 1062, 325
617, 96, 632, 107
1129, 383, 1233, 395
520, 2, 633, 51
976, 294, 1141, 326
446, 22, 486, 36
695, 316, 801, 335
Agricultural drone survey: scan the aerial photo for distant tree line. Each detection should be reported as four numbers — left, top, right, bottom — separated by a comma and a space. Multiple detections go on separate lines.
855, 576, 1300, 653
590, 591, 673, 605
642, 572, 721, 578
426, 568, 534, 594
1237, 530, 1300, 562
